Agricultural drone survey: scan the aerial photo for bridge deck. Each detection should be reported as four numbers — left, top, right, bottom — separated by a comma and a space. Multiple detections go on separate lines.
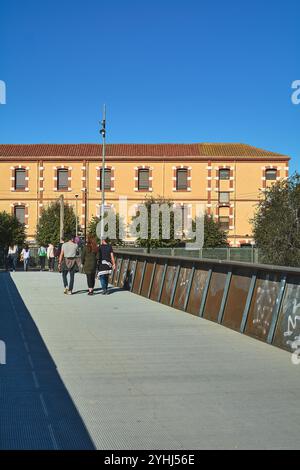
0, 271, 299, 450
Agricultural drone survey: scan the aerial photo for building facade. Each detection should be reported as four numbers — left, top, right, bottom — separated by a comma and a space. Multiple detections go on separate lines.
0, 143, 290, 246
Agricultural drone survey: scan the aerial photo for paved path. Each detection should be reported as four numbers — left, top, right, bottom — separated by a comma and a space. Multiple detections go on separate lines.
1, 271, 300, 450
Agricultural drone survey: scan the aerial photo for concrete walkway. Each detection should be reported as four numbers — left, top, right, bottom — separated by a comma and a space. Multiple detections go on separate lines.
1, 271, 300, 450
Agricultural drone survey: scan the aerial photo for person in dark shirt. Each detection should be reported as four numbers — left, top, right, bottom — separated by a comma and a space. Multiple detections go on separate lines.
97, 238, 115, 295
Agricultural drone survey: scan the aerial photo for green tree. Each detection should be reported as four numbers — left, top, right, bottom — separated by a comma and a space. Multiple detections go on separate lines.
88, 213, 124, 245
131, 196, 184, 252
0, 211, 26, 248
252, 173, 300, 267
202, 214, 229, 248
36, 202, 77, 246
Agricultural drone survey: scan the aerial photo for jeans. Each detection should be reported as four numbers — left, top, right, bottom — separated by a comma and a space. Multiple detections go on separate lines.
39, 256, 46, 270
8, 254, 17, 271
62, 269, 75, 292
100, 274, 109, 291
23, 259, 29, 271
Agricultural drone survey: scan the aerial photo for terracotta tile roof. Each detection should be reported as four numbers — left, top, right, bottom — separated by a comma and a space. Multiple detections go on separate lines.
0, 143, 288, 160
198, 143, 286, 158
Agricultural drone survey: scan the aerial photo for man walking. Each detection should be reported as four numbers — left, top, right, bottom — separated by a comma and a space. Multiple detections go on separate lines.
58, 234, 78, 295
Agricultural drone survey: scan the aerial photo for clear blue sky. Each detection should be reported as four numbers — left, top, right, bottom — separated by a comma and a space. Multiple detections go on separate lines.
0, 0, 299, 171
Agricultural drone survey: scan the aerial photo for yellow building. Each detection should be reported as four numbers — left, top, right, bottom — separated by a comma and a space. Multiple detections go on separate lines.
0, 143, 290, 246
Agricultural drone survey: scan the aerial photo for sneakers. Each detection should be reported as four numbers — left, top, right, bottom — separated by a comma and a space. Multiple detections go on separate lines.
67, 290, 72, 295
64, 288, 68, 294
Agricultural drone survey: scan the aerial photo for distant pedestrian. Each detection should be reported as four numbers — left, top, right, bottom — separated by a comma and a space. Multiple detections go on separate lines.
47, 242, 55, 272
38, 244, 47, 271
81, 235, 98, 296
21, 245, 30, 271
97, 238, 116, 295
58, 234, 78, 295
7, 244, 18, 271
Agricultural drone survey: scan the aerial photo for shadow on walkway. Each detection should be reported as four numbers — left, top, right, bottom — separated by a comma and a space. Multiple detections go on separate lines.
0, 272, 95, 450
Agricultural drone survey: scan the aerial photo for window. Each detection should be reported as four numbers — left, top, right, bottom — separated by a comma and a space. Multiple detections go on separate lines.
219, 169, 230, 180
176, 169, 188, 190
14, 206, 25, 224
15, 169, 26, 190
219, 192, 230, 204
138, 169, 150, 190
219, 216, 229, 231
57, 169, 69, 190
100, 169, 112, 190
265, 169, 277, 181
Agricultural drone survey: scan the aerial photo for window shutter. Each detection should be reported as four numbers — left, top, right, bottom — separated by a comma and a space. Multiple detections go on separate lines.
176, 169, 188, 190
15, 206, 25, 224
219, 169, 230, 180
57, 169, 68, 190
100, 169, 111, 190
266, 170, 277, 181
138, 169, 149, 190
219, 192, 230, 204
15, 169, 26, 189
219, 217, 229, 230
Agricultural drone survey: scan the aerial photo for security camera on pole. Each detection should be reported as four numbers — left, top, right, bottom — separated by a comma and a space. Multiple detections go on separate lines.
100, 105, 106, 241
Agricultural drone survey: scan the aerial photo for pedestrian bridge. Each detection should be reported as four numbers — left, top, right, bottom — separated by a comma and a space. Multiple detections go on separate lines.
0, 267, 300, 450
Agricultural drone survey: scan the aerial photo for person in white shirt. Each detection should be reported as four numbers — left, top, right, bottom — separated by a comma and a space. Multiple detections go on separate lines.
21, 246, 30, 271
47, 243, 55, 272
7, 244, 18, 271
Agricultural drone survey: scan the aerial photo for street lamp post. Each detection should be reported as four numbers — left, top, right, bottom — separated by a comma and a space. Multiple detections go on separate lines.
75, 194, 79, 238
100, 105, 106, 240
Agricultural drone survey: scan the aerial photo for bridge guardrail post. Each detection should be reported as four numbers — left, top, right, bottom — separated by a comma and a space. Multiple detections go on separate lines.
170, 265, 180, 307
218, 269, 233, 324
147, 261, 157, 298
184, 265, 195, 312
240, 272, 257, 333
199, 268, 213, 318
267, 274, 287, 344
158, 262, 168, 303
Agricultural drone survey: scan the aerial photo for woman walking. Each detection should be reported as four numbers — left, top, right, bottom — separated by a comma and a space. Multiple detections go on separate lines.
81, 236, 98, 296
21, 245, 30, 271
97, 238, 116, 295
47, 242, 55, 272
7, 244, 18, 271
38, 244, 47, 271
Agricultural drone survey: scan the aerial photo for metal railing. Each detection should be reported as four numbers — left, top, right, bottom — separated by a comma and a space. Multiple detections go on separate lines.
116, 247, 262, 264
111, 250, 300, 355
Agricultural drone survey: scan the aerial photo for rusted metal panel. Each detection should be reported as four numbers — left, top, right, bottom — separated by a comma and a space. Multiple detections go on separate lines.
150, 262, 165, 301
132, 260, 144, 294
140, 262, 155, 297
186, 267, 209, 316
113, 257, 123, 287
161, 263, 178, 305
245, 272, 281, 342
123, 259, 136, 291
173, 264, 193, 311
203, 267, 228, 322
273, 275, 300, 352
222, 268, 253, 331
119, 258, 129, 288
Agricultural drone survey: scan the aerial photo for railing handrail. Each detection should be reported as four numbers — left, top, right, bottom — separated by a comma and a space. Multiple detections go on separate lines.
114, 249, 300, 275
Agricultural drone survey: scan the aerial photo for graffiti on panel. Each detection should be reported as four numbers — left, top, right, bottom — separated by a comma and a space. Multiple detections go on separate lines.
282, 287, 300, 363
252, 275, 278, 337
